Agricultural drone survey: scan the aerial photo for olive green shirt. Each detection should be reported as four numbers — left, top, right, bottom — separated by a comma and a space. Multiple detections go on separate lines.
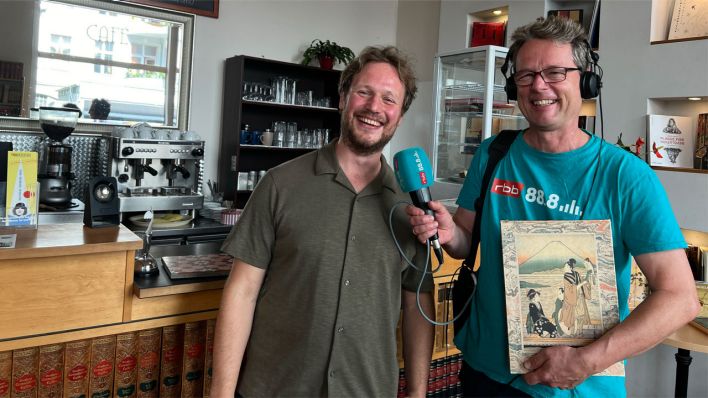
221, 141, 433, 397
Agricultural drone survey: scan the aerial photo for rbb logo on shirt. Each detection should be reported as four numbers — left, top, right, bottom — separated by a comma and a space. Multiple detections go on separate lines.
491, 178, 523, 198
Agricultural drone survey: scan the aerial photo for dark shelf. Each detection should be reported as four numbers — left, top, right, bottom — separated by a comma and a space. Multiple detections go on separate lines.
218, 55, 342, 206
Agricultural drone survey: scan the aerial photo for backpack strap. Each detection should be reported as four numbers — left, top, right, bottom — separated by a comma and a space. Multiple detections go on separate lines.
463, 129, 520, 271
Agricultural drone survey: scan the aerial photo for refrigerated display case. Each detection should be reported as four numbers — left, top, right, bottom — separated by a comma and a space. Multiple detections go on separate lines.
432, 45, 527, 185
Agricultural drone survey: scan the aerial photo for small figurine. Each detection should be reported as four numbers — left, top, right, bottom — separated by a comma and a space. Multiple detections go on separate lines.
615, 133, 631, 152
652, 141, 664, 159
633, 137, 645, 157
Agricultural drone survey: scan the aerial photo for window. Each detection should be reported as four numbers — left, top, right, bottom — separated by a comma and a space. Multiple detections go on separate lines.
50, 34, 71, 55
33, 0, 194, 128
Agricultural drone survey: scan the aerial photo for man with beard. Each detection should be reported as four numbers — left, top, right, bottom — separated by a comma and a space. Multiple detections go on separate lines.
212, 46, 434, 398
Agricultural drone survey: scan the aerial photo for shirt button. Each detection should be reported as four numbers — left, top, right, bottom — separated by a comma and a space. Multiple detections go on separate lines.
337, 327, 344, 333
330, 370, 335, 378
344, 280, 350, 286
351, 235, 356, 241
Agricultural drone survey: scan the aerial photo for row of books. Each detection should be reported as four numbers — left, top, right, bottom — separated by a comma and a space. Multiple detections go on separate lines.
686, 245, 708, 282
0, 320, 215, 398
397, 354, 463, 398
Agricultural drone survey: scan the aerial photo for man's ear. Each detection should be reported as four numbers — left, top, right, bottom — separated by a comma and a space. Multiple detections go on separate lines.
338, 93, 346, 111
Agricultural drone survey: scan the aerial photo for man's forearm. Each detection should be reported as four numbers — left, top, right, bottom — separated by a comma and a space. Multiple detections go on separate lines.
210, 263, 264, 397
402, 291, 435, 398
579, 281, 700, 373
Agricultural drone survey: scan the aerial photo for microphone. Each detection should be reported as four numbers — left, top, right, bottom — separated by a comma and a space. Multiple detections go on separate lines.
393, 147, 444, 264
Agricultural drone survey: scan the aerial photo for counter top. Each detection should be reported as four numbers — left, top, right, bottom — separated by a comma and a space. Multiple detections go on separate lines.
0, 223, 142, 260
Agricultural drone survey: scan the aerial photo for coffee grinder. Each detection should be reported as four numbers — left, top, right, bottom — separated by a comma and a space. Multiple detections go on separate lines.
37, 106, 80, 208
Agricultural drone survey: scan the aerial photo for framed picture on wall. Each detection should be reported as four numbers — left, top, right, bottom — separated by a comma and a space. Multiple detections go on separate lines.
121, 0, 219, 18
500, 219, 624, 376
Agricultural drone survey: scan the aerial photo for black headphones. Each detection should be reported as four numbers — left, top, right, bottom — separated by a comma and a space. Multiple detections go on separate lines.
501, 40, 602, 101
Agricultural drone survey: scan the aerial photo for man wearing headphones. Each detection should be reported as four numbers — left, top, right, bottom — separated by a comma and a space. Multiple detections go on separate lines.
407, 17, 700, 396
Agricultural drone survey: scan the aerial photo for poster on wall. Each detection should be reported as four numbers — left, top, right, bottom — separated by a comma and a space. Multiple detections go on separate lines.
647, 114, 695, 168
668, 0, 708, 40
500, 219, 625, 376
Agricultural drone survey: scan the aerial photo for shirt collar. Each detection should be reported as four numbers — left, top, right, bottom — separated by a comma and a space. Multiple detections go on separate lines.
315, 140, 398, 194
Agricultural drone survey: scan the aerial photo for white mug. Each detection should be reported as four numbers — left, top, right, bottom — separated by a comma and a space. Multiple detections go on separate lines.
136, 125, 154, 139
260, 130, 274, 146
181, 130, 201, 141
154, 129, 171, 140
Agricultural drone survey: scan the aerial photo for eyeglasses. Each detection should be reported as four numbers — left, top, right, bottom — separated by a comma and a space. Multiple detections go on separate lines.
512, 67, 582, 86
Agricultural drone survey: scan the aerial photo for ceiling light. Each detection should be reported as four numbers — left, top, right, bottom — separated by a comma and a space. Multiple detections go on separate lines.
493, 10, 503, 16
687, 97, 702, 101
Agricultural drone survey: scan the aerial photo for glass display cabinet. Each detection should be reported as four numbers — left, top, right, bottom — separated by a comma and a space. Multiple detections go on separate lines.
432, 45, 527, 184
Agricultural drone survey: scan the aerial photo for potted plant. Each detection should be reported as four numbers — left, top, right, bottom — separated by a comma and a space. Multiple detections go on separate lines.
301, 39, 355, 70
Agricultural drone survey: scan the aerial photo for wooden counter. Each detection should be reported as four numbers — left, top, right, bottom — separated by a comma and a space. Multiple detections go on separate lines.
0, 223, 223, 351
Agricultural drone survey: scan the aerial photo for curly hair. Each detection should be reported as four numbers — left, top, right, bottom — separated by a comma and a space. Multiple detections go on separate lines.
507, 16, 592, 73
338, 46, 417, 114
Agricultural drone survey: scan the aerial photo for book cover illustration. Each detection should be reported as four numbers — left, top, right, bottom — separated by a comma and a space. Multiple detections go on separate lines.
547, 9, 584, 25
159, 325, 184, 398
500, 220, 624, 375
12, 347, 38, 398
64, 340, 90, 398
181, 321, 206, 398
695, 113, 708, 170
4, 152, 38, 226
668, 0, 708, 40
136, 329, 161, 398
38, 344, 64, 398
469, 21, 505, 47
89, 336, 116, 398
0, 351, 11, 398
647, 115, 695, 167
203, 319, 215, 398
114, 332, 138, 398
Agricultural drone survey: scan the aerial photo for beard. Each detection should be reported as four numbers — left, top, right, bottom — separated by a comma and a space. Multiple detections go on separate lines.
339, 111, 396, 156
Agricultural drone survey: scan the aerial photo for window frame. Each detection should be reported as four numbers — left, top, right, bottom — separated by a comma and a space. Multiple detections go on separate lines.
34, 0, 194, 129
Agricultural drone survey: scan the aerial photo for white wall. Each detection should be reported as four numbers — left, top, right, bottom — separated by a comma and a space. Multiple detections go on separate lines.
437, 0, 708, 396
391, 0, 441, 161
189, 0, 399, 183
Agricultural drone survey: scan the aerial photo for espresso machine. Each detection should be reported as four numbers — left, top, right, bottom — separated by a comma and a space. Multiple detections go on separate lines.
37, 106, 81, 208
111, 137, 205, 213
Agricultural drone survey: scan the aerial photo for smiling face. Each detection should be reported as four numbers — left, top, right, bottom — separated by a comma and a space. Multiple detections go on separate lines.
339, 62, 405, 156
514, 39, 583, 135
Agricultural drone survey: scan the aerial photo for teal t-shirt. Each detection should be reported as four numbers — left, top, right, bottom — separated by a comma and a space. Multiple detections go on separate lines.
454, 131, 686, 398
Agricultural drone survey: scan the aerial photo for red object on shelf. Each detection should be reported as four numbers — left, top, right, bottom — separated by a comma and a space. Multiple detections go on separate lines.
470, 22, 506, 47
318, 55, 334, 70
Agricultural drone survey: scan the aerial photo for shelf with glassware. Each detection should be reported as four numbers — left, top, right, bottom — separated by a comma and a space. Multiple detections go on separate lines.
432, 46, 527, 185
219, 55, 341, 208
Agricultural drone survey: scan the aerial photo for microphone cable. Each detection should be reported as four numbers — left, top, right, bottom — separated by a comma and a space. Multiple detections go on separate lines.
388, 201, 477, 326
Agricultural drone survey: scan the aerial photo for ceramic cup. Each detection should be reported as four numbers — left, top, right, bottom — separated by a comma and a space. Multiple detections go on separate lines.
153, 129, 171, 140
260, 130, 274, 146
136, 125, 154, 139
181, 130, 201, 141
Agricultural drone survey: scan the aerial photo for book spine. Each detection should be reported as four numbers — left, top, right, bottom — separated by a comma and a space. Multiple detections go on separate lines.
114, 332, 138, 398
0, 351, 11, 398
38, 344, 64, 398
159, 325, 184, 398
181, 322, 205, 398
12, 347, 38, 398
89, 336, 116, 398
136, 329, 161, 398
203, 319, 215, 398
64, 340, 90, 398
